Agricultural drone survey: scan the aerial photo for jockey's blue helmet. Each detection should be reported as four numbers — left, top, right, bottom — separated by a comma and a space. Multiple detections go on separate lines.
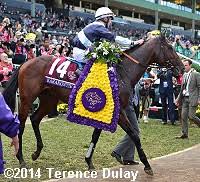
95, 7, 115, 20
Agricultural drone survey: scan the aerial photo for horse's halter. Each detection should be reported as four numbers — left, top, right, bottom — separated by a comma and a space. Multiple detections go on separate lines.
157, 37, 177, 69
122, 37, 178, 70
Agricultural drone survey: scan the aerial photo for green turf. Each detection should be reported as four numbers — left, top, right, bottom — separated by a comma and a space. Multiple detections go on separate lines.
0, 116, 200, 181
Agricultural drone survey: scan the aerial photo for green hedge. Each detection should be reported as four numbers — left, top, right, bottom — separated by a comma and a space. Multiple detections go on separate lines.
192, 63, 200, 73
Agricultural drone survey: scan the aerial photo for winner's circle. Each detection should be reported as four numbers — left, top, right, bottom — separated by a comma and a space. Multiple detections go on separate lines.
4, 168, 14, 178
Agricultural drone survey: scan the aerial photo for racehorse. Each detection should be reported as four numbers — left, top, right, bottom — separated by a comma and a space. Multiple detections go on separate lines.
3, 35, 184, 176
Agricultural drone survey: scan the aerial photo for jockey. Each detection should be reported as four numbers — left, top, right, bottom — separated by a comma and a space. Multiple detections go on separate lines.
72, 7, 144, 65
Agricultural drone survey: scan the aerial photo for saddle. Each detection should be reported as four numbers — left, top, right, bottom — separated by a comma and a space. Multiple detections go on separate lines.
45, 56, 81, 89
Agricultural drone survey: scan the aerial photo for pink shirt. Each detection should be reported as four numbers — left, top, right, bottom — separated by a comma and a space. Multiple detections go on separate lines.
0, 61, 13, 82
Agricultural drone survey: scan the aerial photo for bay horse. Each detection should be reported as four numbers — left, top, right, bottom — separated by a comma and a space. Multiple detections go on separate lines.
3, 35, 184, 176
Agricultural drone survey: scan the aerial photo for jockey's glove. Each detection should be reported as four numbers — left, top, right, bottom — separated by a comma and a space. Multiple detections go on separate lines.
131, 39, 144, 46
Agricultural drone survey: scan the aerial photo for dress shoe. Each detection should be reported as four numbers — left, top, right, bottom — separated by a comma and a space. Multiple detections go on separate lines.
175, 134, 188, 139
161, 121, 167, 125
111, 151, 123, 164
123, 160, 139, 165
171, 122, 176, 125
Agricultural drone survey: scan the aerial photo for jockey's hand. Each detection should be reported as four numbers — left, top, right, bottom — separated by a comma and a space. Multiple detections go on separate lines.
10, 135, 19, 156
133, 39, 144, 45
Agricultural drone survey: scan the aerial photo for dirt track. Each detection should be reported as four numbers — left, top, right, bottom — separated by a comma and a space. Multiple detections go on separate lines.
48, 144, 200, 182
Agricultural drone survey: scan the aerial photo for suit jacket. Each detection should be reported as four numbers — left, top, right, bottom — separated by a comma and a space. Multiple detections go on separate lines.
157, 69, 174, 94
177, 71, 200, 107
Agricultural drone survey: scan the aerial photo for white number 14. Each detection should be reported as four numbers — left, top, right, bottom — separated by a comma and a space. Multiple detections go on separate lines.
48, 58, 71, 78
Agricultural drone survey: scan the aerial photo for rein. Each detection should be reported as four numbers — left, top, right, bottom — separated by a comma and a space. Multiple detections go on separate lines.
122, 52, 147, 68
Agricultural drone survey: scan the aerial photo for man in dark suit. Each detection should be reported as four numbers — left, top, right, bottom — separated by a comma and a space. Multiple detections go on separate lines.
111, 84, 140, 165
158, 68, 176, 125
175, 59, 200, 139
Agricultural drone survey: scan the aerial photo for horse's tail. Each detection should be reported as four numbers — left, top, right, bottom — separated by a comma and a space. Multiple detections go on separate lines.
2, 67, 20, 113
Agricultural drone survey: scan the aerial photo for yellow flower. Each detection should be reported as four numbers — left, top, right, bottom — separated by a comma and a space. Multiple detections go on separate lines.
74, 60, 115, 123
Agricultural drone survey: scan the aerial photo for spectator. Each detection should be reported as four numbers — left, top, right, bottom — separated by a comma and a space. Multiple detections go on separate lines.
175, 59, 200, 139
38, 39, 53, 56
0, 53, 13, 88
140, 78, 153, 123
172, 35, 185, 54
27, 44, 36, 60
157, 68, 176, 125
11, 38, 27, 65
0, 41, 13, 57
183, 41, 194, 58
193, 45, 200, 61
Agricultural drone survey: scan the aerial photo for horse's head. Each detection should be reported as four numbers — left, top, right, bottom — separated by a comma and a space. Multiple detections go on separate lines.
153, 35, 185, 74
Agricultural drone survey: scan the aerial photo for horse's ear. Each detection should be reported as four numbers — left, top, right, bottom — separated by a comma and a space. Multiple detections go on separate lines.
160, 31, 166, 40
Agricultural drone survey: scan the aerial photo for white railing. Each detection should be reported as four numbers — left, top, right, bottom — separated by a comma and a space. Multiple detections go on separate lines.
176, 52, 200, 66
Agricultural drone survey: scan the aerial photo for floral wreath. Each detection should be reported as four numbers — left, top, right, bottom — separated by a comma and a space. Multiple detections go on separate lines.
86, 40, 122, 64
67, 40, 121, 132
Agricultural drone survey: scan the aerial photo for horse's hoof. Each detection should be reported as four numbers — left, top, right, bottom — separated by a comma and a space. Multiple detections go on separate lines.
144, 167, 154, 176
32, 152, 39, 161
88, 167, 95, 173
20, 162, 28, 169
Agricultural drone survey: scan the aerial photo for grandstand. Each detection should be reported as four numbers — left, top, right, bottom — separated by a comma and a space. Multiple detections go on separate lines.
1, 0, 200, 64
1, 0, 200, 39
41, 0, 200, 39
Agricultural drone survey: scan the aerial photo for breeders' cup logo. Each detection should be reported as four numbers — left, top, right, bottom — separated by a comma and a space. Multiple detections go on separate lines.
85, 92, 102, 105
82, 88, 106, 112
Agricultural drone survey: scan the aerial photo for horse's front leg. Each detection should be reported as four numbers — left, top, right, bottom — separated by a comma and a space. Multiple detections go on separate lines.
118, 109, 153, 176
85, 128, 102, 171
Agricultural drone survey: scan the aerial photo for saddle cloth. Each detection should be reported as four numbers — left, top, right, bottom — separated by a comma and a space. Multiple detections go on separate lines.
45, 57, 78, 89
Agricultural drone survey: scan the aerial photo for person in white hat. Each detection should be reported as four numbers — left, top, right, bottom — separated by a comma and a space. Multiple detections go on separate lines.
72, 7, 144, 65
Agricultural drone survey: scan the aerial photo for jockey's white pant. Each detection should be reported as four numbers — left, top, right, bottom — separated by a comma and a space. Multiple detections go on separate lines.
72, 47, 87, 64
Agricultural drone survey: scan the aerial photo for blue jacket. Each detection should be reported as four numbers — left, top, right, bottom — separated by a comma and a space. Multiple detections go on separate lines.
157, 69, 174, 94
0, 94, 19, 174
72, 21, 115, 50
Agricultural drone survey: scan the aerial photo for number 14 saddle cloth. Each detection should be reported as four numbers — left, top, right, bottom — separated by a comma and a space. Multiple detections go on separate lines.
45, 56, 78, 89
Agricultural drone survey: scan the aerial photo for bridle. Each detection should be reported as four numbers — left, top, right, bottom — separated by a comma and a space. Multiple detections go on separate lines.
123, 36, 178, 70
158, 38, 176, 68
122, 52, 147, 67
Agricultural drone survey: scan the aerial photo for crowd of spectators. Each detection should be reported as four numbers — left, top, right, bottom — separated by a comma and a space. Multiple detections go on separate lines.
0, 0, 200, 122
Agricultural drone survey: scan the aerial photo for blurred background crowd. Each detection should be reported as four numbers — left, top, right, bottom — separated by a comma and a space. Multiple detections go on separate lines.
0, 0, 200, 122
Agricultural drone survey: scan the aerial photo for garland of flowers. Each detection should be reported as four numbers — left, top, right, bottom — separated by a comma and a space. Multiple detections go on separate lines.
86, 40, 122, 64
67, 58, 120, 133
67, 41, 121, 132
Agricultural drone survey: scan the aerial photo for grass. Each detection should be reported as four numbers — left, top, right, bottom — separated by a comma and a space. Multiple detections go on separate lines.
0, 116, 200, 182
